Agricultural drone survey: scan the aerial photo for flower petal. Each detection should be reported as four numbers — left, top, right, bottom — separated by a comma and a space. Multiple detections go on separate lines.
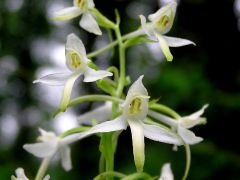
66, 33, 87, 56
148, 110, 177, 127
15, 168, 29, 180
127, 119, 145, 172
143, 123, 182, 145
127, 75, 148, 97
178, 126, 203, 145
78, 102, 112, 125
61, 116, 127, 145
163, 36, 196, 47
155, 34, 173, 61
59, 73, 82, 111
43, 175, 50, 180
80, 12, 102, 35
53, 7, 82, 21
148, 2, 177, 22
23, 141, 58, 158
159, 163, 174, 180
60, 146, 72, 171
33, 73, 72, 86
139, 15, 152, 37
83, 67, 112, 82
179, 104, 208, 129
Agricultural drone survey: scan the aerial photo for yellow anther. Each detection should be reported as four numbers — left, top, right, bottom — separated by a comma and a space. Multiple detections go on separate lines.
76, 0, 87, 9
157, 15, 170, 28
70, 53, 81, 69
128, 98, 142, 115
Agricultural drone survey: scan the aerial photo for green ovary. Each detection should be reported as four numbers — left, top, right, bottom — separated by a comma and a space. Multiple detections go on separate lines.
128, 98, 142, 115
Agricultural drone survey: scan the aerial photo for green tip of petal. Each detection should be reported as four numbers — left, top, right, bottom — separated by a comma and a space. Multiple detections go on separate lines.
166, 54, 173, 62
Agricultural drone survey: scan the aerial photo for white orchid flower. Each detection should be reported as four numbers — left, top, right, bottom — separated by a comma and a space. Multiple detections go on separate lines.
140, 2, 195, 61
148, 104, 208, 145
11, 168, 50, 180
33, 34, 112, 111
159, 163, 174, 180
77, 101, 112, 125
23, 129, 72, 171
61, 76, 182, 172
53, 0, 102, 35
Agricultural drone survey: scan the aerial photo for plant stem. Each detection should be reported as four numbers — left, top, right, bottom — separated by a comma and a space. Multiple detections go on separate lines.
35, 157, 51, 180
149, 103, 181, 119
182, 143, 191, 180
68, 95, 122, 107
94, 171, 126, 180
87, 29, 143, 59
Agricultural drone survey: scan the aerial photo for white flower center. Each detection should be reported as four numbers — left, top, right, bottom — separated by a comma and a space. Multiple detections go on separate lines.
157, 15, 170, 28
66, 50, 85, 71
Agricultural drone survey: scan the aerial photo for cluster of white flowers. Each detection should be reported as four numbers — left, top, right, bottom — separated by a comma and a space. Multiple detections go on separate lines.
12, 1, 208, 179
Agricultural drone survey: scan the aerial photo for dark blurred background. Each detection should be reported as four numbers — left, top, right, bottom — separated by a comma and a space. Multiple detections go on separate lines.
0, 0, 240, 179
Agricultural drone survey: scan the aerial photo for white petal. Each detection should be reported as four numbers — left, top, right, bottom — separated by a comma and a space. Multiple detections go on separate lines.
23, 141, 58, 158
33, 73, 72, 86
127, 75, 148, 97
163, 36, 196, 47
178, 126, 203, 145
143, 124, 182, 145
83, 67, 112, 82
66, 33, 87, 56
87, 0, 95, 8
80, 12, 102, 35
148, 110, 178, 128
159, 163, 174, 180
128, 119, 145, 172
61, 116, 127, 145
139, 15, 152, 37
148, 2, 177, 21
59, 73, 82, 111
78, 102, 112, 125
156, 34, 173, 61
43, 175, 50, 180
53, 7, 82, 21
60, 146, 72, 171
180, 104, 208, 129
15, 168, 29, 180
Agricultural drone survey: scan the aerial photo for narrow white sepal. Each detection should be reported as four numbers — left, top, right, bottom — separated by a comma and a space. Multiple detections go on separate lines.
43, 175, 50, 180
128, 119, 145, 172
159, 163, 174, 180
143, 124, 182, 145
139, 15, 152, 37
23, 141, 58, 158
61, 116, 127, 145
163, 36, 196, 47
178, 126, 203, 144
156, 34, 173, 61
127, 75, 148, 97
60, 146, 72, 171
180, 104, 208, 129
33, 73, 72, 86
80, 12, 102, 35
59, 73, 81, 111
53, 7, 82, 21
66, 33, 87, 56
148, 110, 177, 127
83, 67, 112, 82
78, 102, 112, 125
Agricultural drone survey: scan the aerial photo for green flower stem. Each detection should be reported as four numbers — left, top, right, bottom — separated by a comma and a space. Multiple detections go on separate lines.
93, 171, 126, 180
59, 127, 90, 138
149, 103, 181, 119
87, 29, 143, 59
99, 153, 105, 174
35, 157, 51, 180
122, 172, 153, 180
68, 95, 122, 107
182, 143, 191, 180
